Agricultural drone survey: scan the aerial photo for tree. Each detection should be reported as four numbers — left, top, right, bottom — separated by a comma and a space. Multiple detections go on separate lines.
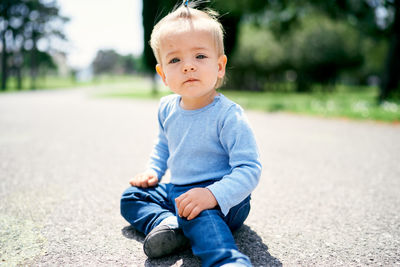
229, 23, 287, 91
142, 0, 172, 93
0, 0, 68, 90
91, 49, 145, 75
289, 14, 363, 92
249, 0, 400, 100
92, 49, 121, 75
309, 0, 400, 101
380, 1, 400, 101
0, 0, 18, 90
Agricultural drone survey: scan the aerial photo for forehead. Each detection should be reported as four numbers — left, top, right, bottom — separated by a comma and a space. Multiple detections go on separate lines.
159, 28, 216, 55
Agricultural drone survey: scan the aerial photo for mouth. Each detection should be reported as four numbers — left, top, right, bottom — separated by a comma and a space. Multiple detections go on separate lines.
184, 78, 199, 84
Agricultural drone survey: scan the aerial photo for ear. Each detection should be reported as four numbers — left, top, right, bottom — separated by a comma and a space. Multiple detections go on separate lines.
156, 64, 168, 86
217, 55, 227, 79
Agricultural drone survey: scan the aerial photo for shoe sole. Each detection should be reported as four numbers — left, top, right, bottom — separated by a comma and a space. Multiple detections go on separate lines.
143, 226, 189, 258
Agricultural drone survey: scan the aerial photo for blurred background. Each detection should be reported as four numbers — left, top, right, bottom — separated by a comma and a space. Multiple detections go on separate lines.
1, 0, 399, 122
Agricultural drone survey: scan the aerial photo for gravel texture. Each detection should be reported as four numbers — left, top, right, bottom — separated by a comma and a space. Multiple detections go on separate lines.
0, 89, 399, 266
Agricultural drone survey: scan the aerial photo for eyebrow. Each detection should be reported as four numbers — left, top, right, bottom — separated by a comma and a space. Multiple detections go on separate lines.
165, 47, 210, 58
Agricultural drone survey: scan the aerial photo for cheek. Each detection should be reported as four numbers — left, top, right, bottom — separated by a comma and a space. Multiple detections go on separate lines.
165, 75, 179, 88
205, 66, 220, 80
209, 62, 220, 75
164, 72, 173, 84
164, 68, 176, 80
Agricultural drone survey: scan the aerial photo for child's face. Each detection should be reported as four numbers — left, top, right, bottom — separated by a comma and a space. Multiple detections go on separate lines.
156, 29, 227, 106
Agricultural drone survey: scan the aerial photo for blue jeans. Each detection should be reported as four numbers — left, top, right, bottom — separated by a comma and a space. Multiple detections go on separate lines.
120, 181, 252, 267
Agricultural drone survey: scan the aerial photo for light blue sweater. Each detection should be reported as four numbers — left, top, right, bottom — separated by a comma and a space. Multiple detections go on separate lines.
148, 94, 262, 215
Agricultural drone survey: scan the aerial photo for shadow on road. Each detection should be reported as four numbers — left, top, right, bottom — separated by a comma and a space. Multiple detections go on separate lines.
122, 225, 145, 243
235, 225, 282, 266
122, 224, 281, 266
122, 225, 201, 266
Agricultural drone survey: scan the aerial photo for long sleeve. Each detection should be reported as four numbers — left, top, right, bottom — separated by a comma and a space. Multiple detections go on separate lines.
207, 105, 262, 216
147, 102, 169, 181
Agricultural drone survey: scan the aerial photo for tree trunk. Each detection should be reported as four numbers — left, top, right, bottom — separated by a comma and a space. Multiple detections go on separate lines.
30, 47, 38, 90
296, 72, 312, 93
151, 74, 158, 95
1, 31, 8, 91
142, 0, 161, 94
14, 52, 23, 90
30, 51, 37, 90
16, 67, 22, 90
379, 1, 400, 102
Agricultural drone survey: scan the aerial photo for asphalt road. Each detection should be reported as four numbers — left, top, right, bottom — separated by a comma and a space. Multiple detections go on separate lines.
0, 89, 399, 266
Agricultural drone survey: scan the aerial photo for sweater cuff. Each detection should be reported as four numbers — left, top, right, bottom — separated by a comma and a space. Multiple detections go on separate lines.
206, 184, 230, 216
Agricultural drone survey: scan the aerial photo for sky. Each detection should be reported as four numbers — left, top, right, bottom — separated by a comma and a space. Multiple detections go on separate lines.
56, 0, 143, 69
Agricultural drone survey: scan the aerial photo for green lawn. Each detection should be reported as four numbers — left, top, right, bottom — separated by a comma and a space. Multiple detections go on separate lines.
3, 76, 86, 91
3, 75, 399, 122
221, 88, 400, 122
94, 78, 400, 123
2, 75, 144, 91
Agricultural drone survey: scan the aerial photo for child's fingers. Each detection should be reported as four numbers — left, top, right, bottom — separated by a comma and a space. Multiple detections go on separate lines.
175, 194, 188, 217
176, 192, 194, 217
129, 177, 139, 186
179, 200, 203, 220
129, 174, 149, 188
176, 194, 199, 218
187, 206, 202, 220
175, 194, 183, 207
181, 202, 195, 218
147, 176, 158, 187
139, 175, 149, 188
130, 171, 158, 188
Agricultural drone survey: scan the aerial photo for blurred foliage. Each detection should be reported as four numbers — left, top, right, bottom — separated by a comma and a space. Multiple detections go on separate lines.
359, 38, 388, 81
237, 0, 400, 101
92, 50, 120, 75
91, 50, 145, 76
140, 0, 399, 101
0, 0, 68, 90
2, 0, 396, 104
229, 23, 286, 91
230, 14, 365, 92
288, 14, 363, 91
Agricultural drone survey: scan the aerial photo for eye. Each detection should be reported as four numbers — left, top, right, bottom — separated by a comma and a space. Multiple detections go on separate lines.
169, 58, 180, 64
196, 54, 207, 59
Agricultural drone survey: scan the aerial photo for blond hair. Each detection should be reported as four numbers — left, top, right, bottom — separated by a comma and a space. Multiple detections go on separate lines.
150, 3, 225, 88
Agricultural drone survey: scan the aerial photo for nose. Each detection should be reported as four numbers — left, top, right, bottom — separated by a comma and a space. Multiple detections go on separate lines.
183, 63, 196, 73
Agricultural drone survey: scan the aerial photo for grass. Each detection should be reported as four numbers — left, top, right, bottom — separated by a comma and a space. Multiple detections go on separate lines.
94, 77, 400, 123
1, 75, 144, 91
2, 75, 399, 123
3, 76, 87, 91
221, 87, 400, 123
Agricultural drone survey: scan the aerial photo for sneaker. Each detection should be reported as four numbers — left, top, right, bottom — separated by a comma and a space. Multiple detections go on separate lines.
143, 224, 190, 258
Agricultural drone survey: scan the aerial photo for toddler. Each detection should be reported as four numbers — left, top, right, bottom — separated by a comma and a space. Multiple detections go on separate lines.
121, 2, 262, 266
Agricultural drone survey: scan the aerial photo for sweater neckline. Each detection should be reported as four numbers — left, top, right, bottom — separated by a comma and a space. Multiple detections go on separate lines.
176, 94, 222, 115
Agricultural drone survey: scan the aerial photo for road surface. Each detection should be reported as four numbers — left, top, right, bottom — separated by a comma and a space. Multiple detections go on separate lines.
1, 89, 399, 266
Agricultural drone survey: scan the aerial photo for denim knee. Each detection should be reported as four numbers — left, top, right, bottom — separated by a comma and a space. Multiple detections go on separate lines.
120, 186, 139, 219
120, 184, 175, 234
225, 196, 251, 232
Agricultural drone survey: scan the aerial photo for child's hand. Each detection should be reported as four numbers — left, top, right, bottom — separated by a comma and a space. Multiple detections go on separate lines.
129, 170, 159, 188
175, 188, 218, 220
